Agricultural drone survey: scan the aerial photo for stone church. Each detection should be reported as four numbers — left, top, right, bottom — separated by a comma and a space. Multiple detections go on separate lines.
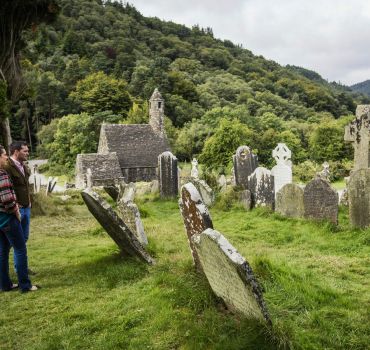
75, 88, 170, 188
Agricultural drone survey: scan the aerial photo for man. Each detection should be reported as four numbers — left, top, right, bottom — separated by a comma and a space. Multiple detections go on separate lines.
3, 141, 35, 274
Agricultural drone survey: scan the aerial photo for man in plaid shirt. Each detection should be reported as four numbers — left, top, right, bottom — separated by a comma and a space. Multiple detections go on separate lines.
0, 145, 37, 292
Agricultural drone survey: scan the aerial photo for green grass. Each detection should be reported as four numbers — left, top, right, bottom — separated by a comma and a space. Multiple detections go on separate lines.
1, 194, 369, 349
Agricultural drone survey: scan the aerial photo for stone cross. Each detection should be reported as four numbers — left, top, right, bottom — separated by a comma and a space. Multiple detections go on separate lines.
344, 105, 370, 170
272, 143, 291, 166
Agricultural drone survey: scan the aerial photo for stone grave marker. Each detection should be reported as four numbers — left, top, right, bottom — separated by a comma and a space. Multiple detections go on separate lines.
233, 146, 258, 189
303, 177, 338, 225
218, 175, 227, 192
344, 105, 370, 170
317, 161, 330, 182
179, 183, 213, 271
191, 158, 199, 180
248, 167, 275, 209
348, 169, 370, 228
81, 188, 154, 264
158, 151, 178, 198
192, 179, 215, 206
271, 143, 292, 197
276, 183, 304, 218
192, 228, 270, 323
239, 190, 252, 211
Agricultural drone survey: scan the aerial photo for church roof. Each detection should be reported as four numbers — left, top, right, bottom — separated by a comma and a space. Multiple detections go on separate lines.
98, 124, 170, 168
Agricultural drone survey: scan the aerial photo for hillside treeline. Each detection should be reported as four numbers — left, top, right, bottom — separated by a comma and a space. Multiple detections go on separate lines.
4, 0, 370, 179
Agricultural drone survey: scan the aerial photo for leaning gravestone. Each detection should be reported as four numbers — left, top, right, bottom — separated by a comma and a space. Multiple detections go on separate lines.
158, 151, 178, 198
271, 143, 292, 197
239, 190, 252, 211
348, 169, 370, 228
192, 228, 270, 323
303, 178, 338, 225
248, 167, 275, 209
276, 184, 304, 218
344, 105, 370, 170
192, 179, 215, 206
179, 183, 213, 271
233, 146, 258, 189
81, 189, 154, 264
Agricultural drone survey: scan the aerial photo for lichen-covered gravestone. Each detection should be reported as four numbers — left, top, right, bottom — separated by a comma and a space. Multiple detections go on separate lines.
239, 189, 252, 211
344, 105, 370, 170
303, 178, 338, 225
271, 143, 292, 198
179, 183, 213, 271
81, 188, 154, 264
233, 146, 258, 189
192, 228, 270, 323
276, 183, 304, 218
348, 169, 370, 228
158, 151, 178, 198
248, 167, 275, 209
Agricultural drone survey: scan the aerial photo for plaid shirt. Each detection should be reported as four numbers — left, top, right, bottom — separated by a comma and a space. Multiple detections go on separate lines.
0, 169, 18, 213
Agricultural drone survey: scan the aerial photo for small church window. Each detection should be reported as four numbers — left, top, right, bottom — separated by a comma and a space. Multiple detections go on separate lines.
158, 102, 162, 108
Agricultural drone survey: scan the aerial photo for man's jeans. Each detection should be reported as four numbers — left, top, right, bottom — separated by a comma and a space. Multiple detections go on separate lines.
0, 216, 31, 291
19, 207, 31, 242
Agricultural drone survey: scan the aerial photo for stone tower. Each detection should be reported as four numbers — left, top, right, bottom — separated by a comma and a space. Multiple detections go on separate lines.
149, 88, 165, 136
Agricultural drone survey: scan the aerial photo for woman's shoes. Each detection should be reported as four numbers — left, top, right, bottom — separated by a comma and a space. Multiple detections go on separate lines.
21, 285, 40, 293
1, 283, 19, 292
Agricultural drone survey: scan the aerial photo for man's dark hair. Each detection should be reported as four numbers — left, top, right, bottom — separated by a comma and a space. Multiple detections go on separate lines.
9, 141, 28, 155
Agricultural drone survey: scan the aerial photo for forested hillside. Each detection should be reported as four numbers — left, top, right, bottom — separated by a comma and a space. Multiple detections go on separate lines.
351, 80, 370, 97
4, 0, 370, 178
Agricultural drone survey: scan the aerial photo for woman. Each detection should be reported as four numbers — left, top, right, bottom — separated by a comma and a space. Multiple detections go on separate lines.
0, 145, 37, 292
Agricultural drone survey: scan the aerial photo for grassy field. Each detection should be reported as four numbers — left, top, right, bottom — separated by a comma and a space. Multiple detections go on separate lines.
0, 191, 369, 350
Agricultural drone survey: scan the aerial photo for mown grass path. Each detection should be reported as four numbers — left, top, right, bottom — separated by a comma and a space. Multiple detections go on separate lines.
1, 194, 369, 349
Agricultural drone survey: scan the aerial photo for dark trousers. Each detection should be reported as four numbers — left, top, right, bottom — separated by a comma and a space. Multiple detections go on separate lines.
0, 216, 31, 291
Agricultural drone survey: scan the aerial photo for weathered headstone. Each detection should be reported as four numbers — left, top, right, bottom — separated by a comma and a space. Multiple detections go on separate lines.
248, 167, 275, 209
344, 105, 370, 170
179, 183, 213, 270
192, 228, 270, 323
233, 146, 258, 189
158, 151, 178, 198
339, 176, 350, 206
239, 189, 252, 211
218, 174, 227, 192
303, 177, 338, 225
103, 185, 120, 201
271, 143, 292, 197
191, 158, 199, 180
192, 179, 214, 206
86, 168, 93, 189
117, 198, 148, 246
81, 189, 154, 264
276, 184, 304, 218
151, 179, 159, 194
348, 169, 370, 228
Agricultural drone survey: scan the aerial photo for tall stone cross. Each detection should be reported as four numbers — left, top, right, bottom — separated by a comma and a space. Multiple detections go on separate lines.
272, 143, 291, 166
344, 105, 370, 170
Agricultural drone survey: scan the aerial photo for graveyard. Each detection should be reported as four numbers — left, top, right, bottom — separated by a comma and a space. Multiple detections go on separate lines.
1, 173, 369, 349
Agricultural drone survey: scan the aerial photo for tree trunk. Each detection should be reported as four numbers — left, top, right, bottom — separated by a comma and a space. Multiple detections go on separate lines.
0, 117, 12, 152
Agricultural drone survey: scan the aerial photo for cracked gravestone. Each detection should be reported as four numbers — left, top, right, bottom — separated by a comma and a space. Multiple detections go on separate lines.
348, 169, 370, 228
192, 179, 215, 206
233, 146, 258, 189
344, 105, 370, 170
192, 228, 271, 323
81, 188, 154, 264
248, 167, 275, 209
303, 177, 338, 225
179, 183, 213, 271
276, 183, 304, 218
158, 151, 178, 198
